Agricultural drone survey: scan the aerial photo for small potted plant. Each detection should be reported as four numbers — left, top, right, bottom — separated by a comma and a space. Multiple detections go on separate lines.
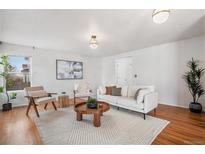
86, 98, 98, 109
183, 58, 205, 113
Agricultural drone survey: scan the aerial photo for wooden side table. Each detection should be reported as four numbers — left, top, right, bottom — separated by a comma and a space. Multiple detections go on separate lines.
58, 95, 69, 108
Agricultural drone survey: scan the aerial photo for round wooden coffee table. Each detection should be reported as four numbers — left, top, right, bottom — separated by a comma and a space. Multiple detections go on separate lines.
74, 101, 110, 127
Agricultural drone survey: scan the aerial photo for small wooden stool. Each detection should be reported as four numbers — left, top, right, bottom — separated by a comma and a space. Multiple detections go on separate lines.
58, 95, 69, 108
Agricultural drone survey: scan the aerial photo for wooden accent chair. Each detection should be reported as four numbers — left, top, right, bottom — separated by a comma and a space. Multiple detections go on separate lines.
25, 86, 57, 117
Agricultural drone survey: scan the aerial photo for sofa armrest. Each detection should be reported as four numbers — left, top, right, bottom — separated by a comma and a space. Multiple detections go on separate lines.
143, 92, 158, 113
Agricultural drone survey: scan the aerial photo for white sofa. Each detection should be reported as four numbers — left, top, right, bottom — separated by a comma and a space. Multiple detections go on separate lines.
97, 85, 158, 119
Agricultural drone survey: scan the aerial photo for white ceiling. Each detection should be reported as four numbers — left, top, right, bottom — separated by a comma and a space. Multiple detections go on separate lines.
0, 9, 204, 57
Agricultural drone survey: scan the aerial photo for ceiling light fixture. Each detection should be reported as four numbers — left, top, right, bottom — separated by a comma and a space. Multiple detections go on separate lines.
89, 35, 98, 49
152, 9, 170, 24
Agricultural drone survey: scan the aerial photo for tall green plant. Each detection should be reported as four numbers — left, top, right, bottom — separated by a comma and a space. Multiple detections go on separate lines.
183, 58, 205, 103
0, 55, 14, 103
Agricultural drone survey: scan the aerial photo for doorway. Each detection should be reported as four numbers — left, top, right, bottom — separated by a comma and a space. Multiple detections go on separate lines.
115, 57, 132, 85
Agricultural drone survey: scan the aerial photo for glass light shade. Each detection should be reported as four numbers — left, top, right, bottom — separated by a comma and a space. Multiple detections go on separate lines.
152, 9, 170, 24
89, 35, 98, 49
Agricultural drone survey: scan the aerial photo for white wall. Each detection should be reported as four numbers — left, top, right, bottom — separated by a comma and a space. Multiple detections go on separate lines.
0, 43, 102, 108
1, 36, 205, 111
102, 36, 205, 110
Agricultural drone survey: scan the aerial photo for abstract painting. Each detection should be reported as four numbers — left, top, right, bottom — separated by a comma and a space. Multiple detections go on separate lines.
56, 60, 83, 80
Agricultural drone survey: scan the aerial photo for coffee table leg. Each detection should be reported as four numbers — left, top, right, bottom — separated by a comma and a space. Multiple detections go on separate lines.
94, 114, 101, 127
77, 112, 82, 121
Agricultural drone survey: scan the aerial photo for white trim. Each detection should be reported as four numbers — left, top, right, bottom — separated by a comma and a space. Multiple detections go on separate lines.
159, 102, 188, 109
159, 102, 205, 112
12, 103, 27, 108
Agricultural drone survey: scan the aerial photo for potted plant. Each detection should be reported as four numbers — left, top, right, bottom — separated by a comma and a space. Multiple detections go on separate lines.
183, 58, 205, 113
86, 98, 98, 109
0, 55, 17, 111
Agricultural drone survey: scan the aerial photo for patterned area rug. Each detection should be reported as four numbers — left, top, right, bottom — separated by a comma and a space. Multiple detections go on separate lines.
33, 107, 169, 144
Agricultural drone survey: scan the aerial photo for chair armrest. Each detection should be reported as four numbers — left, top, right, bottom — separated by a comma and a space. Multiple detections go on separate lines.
73, 90, 78, 94
143, 92, 158, 113
25, 95, 50, 99
47, 92, 57, 97
25, 95, 39, 99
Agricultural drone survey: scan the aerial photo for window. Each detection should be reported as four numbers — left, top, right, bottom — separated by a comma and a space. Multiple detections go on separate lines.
6, 56, 31, 91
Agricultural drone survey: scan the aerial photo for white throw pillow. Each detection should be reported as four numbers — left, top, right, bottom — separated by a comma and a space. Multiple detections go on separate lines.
136, 89, 151, 103
121, 86, 128, 96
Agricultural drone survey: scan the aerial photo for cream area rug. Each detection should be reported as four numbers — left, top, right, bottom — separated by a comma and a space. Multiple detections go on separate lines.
33, 107, 169, 145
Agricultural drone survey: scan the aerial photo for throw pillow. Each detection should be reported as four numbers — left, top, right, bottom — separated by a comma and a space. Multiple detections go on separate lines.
105, 86, 116, 95
136, 88, 151, 103
121, 86, 128, 96
112, 87, 122, 96
134, 88, 142, 100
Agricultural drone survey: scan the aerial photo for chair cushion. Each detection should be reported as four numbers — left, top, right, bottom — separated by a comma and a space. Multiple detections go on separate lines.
35, 96, 56, 104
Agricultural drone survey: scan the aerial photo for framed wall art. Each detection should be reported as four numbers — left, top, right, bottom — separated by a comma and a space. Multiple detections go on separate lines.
56, 60, 83, 80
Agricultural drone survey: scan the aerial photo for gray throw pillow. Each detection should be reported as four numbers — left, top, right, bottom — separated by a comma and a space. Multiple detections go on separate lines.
134, 88, 142, 100
112, 87, 122, 96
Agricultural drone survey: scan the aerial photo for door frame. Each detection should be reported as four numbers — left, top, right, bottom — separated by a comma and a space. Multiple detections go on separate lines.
115, 56, 133, 85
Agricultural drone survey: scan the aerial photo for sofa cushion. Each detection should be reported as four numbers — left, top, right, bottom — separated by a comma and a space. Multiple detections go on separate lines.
98, 95, 117, 104
112, 87, 122, 96
117, 96, 144, 109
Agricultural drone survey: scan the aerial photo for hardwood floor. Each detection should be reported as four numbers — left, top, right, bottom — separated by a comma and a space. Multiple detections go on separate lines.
0, 100, 205, 145
151, 104, 205, 144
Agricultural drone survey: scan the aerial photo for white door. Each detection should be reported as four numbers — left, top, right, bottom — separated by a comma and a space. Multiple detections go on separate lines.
115, 57, 132, 85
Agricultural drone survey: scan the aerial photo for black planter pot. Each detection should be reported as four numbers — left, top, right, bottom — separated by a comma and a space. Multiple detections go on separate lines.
87, 103, 97, 109
189, 102, 202, 113
2, 103, 12, 111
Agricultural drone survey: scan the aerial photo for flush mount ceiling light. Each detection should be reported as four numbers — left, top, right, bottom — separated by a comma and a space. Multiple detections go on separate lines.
89, 35, 98, 49
152, 9, 170, 24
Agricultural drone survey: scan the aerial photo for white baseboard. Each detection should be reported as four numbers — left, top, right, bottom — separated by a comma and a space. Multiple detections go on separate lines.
12, 103, 28, 108
159, 102, 188, 109
159, 102, 205, 112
